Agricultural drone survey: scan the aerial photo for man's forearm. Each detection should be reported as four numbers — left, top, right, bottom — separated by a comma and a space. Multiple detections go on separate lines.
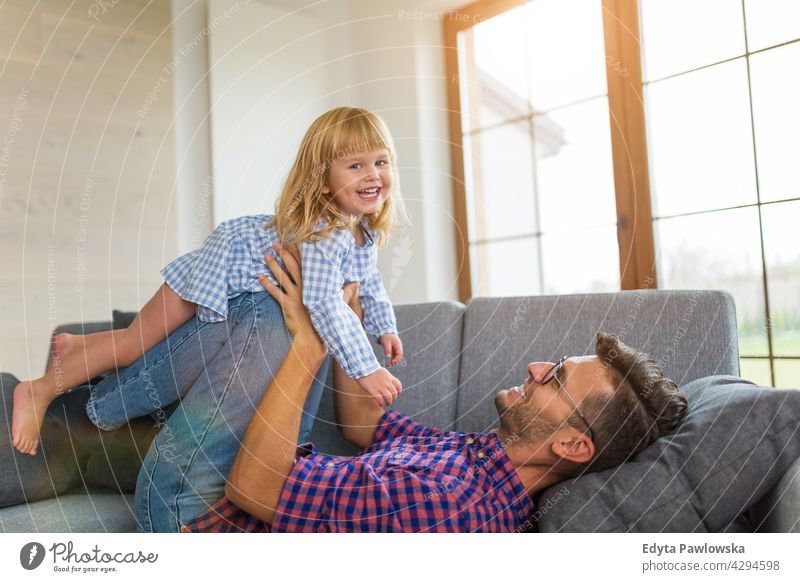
225, 331, 326, 524
333, 359, 385, 448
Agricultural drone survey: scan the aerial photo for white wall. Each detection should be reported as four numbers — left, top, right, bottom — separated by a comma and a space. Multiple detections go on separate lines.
207, 0, 335, 221
171, 0, 215, 255
0, 0, 177, 377
206, 0, 460, 303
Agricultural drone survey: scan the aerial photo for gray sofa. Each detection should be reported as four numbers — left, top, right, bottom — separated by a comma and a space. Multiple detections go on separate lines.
2, 289, 799, 532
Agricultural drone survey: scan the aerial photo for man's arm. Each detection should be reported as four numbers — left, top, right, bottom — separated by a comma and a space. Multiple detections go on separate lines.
224, 243, 326, 525
333, 282, 387, 449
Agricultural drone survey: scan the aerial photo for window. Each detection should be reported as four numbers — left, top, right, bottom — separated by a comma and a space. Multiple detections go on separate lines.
641, 0, 800, 388
456, 0, 620, 297
445, 0, 800, 388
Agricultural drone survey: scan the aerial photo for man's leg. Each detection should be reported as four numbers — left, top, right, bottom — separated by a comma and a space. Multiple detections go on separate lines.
134, 291, 330, 532
85, 294, 252, 431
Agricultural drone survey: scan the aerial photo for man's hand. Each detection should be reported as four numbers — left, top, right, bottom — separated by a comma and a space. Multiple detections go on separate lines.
257, 242, 316, 342
379, 334, 403, 367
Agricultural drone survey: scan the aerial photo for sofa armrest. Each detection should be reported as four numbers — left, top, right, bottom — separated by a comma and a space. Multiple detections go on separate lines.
750, 455, 800, 532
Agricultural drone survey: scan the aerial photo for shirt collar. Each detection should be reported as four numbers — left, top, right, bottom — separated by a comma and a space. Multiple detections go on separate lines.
479, 433, 535, 516
356, 217, 376, 247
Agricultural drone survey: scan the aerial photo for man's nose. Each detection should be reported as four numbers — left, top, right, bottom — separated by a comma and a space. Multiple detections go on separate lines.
527, 362, 555, 384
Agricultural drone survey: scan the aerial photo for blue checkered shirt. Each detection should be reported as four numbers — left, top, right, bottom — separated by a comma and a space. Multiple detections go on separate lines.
161, 214, 398, 380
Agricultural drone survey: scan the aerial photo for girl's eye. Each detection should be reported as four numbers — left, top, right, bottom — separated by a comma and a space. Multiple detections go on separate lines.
350, 163, 362, 169
376, 160, 388, 166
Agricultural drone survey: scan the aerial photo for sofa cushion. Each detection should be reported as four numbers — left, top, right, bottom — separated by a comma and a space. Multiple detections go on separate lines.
0, 490, 137, 533
83, 415, 161, 494
0, 374, 89, 509
455, 291, 739, 432
308, 301, 465, 455
749, 454, 800, 532
535, 376, 800, 532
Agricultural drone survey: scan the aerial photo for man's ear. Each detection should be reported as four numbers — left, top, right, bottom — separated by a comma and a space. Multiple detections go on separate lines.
550, 428, 595, 465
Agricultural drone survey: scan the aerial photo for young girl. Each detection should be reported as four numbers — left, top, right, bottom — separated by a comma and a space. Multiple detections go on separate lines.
12, 106, 406, 456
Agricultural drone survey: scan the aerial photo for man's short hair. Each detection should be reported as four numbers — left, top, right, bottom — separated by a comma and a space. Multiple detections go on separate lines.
576, 332, 688, 474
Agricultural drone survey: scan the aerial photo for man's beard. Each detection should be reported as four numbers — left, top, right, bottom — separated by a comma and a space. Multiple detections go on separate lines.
494, 392, 561, 446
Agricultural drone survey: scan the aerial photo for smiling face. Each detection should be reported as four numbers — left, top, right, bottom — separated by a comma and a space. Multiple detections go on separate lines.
322, 149, 393, 218
494, 356, 613, 446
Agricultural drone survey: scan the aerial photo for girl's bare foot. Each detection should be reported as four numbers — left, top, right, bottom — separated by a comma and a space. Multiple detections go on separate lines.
47, 332, 76, 373
11, 379, 54, 455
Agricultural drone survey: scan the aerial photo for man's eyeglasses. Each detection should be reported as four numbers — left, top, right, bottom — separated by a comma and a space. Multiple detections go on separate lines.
542, 356, 596, 444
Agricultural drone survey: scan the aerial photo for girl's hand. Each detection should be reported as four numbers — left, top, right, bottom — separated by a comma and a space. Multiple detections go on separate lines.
257, 242, 315, 339
356, 367, 402, 407
379, 334, 403, 367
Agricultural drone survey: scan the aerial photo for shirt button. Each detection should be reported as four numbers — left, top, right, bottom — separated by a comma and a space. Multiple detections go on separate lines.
477, 452, 485, 458
326, 461, 335, 468
180, 524, 189, 532
466, 438, 474, 445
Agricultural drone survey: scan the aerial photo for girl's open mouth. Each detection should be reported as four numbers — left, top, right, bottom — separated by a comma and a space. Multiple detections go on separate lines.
357, 187, 381, 201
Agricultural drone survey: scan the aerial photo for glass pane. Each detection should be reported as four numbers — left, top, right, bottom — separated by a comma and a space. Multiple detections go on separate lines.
761, 201, 800, 357
655, 207, 768, 355
639, 0, 745, 81
739, 358, 773, 387
464, 4, 530, 131
464, 121, 537, 241
749, 42, 800, 204
744, 0, 800, 51
774, 360, 800, 389
537, 97, 617, 232
645, 59, 757, 217
540, 225, 620, 295
471, 237, 542, 297
526, 0, 607, 111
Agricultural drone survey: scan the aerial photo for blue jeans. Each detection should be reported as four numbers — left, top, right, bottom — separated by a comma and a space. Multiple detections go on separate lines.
86, 291, 329, 532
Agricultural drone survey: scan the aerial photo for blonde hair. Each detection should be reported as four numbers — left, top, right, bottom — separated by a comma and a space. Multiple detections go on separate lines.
266, 107, 407, 248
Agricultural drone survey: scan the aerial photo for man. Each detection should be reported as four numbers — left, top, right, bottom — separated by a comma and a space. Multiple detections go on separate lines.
181, 242, 688, 533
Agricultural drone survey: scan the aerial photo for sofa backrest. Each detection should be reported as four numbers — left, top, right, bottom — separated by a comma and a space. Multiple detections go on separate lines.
308, 300, 466, 454
53, 290, 740, 454
455, 290, 739, 433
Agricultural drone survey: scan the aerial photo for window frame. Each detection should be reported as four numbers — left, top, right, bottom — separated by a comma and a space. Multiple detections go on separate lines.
443, 0, 657, 302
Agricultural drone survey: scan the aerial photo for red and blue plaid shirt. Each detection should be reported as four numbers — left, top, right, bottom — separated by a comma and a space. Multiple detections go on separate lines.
181, 409, 534, 533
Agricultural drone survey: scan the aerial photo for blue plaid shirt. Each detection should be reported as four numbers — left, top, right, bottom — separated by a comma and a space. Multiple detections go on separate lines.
161, 214, 398, 380
181, 409, 534, 533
